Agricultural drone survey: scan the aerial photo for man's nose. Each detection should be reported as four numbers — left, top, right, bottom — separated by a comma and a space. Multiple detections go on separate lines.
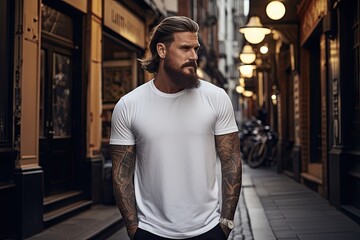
189, 49, 198, 61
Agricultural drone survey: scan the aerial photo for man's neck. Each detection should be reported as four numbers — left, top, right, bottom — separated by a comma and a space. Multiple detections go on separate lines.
153, 72, 184, 94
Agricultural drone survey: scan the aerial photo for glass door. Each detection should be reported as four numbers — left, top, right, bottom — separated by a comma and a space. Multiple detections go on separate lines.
40, 45, 74, 196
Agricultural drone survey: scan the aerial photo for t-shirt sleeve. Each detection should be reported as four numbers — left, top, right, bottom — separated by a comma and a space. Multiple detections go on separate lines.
214, 89, 239, 135
109, 98, 136, 145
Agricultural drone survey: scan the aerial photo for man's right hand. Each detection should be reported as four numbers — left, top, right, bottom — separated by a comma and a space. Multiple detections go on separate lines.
128, 226, 138, 240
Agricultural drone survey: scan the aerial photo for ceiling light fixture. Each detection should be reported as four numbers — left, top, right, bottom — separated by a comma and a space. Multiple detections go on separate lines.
242, 90, 254, 98
266, 1, 286, 20
236, 86, 245, 94
239, 64, 256, 78
260, 43, 268, 54
239, 77, 245, 87
239, 16, 271, 44
239, 44, 256, 64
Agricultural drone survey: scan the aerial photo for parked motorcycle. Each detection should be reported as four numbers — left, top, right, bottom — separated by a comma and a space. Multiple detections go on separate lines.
247, 125, 278, 168
239, 118, 262, 162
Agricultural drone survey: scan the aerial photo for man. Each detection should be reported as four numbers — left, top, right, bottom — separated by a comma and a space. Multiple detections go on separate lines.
110, 16, 242, 240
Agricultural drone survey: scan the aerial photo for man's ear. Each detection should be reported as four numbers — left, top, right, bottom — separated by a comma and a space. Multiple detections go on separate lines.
156, 43, 166, 59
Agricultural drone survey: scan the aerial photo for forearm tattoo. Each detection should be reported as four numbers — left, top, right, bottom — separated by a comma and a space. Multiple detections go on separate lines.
110, 145, 138, 238
215, 132, 242, 220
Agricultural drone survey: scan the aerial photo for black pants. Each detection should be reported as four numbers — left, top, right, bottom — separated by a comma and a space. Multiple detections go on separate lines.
133, 224, 227, 240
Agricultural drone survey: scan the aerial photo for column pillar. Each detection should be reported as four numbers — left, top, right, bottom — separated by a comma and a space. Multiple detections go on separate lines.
85, 0, 103, 204
13, 0, 43, 238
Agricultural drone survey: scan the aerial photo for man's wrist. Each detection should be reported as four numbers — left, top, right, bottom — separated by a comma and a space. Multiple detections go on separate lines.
219, 217, 235, 230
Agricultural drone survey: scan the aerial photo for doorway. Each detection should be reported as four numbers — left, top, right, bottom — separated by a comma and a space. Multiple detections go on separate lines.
39, 3, 82, 197
40, 44, 74, 196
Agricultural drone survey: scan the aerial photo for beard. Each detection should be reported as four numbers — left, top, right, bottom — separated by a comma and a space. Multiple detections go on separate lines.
163, 56, 200, 89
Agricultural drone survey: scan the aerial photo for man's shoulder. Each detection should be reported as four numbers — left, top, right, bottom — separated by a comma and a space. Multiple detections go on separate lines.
122, 80, 152, 102
199, 80, 223, 91
113, 81, 152, 111
198, 80, 226, 96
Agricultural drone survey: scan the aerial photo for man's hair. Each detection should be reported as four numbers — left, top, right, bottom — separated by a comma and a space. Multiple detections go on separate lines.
138, 16, 199, 73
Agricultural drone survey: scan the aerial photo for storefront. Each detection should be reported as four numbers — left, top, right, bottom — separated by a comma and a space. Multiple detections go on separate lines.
40, 0, 86, 199
101, 0, 148, 161
0, 0, 89, 238
297, 0, 328, 196
328, 0, 360, 224
38, 0, 93, 231
0, 0, 166, 238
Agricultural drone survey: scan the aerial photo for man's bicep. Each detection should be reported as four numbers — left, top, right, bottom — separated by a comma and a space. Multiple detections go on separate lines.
110, 145, 136, 176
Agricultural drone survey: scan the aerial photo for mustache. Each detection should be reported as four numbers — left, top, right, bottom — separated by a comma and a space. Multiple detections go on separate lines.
181, 61, 198, 69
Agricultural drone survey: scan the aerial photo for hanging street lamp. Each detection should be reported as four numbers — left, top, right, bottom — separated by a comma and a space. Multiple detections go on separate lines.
239, 16, 271, 44
240, 44, 256, 64
239, 64, 256, 78
266, 1, 286, 20
260, 43, 269, 54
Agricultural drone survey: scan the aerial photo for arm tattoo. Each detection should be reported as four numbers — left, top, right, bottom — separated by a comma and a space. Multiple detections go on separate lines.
215, 132, 242, 220
110, 145, 137, 239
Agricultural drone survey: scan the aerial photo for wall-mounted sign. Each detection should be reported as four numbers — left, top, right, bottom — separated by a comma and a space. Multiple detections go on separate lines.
104, 0, 145, 49
300, 0, 327, 45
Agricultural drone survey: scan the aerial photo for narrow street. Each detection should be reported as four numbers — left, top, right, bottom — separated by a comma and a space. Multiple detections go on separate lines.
28, 164, 360, 240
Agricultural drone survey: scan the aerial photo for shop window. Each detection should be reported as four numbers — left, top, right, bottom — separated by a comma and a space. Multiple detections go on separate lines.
101, 60, 132, 159
0, 0, 13, 146
101, 34, 141, 161
41, 4, 73, 43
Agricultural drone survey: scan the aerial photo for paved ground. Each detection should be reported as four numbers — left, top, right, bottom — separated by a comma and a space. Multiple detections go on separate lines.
26, 205, 122, 240
27, 163, 360, 240
243, 165, 360, 240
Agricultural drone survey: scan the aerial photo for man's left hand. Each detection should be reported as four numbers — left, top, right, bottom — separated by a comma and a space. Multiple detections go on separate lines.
220, 223, 231, 239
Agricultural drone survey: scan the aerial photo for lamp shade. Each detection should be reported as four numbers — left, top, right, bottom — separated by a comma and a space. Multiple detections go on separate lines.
239, 77, 245, 87
260, 44, 268, 54
239, 64, 256, 78
240, 44, 256, 64
239, 16, 271, 44
266, 1, 286, 20
242, 90, 254, 98
236, 86, 245, 94
271, 93, 277, 105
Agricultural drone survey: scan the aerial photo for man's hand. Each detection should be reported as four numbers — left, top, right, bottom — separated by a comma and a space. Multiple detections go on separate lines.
220, 223, 231, 238
128, 226, 137, 240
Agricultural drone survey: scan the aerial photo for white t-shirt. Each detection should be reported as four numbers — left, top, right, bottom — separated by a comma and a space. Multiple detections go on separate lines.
110, 79, 238, 239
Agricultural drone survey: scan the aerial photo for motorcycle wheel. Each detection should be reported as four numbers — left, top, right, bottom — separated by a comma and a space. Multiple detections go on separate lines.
247, 141, 268, 168
241, 139, 254, 162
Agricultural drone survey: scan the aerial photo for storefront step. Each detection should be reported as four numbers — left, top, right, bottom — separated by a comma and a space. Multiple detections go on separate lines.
44, 199, 92, 227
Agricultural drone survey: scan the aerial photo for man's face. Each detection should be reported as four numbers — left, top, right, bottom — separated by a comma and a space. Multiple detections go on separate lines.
163, 32, 200, 89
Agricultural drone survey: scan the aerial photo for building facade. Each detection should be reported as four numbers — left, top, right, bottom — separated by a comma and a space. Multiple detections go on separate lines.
244, 0, 360, 224
0, 0, 167, 238
293, 0, 360, 224
327, 0, 360, 224
178, 0, 227, 87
